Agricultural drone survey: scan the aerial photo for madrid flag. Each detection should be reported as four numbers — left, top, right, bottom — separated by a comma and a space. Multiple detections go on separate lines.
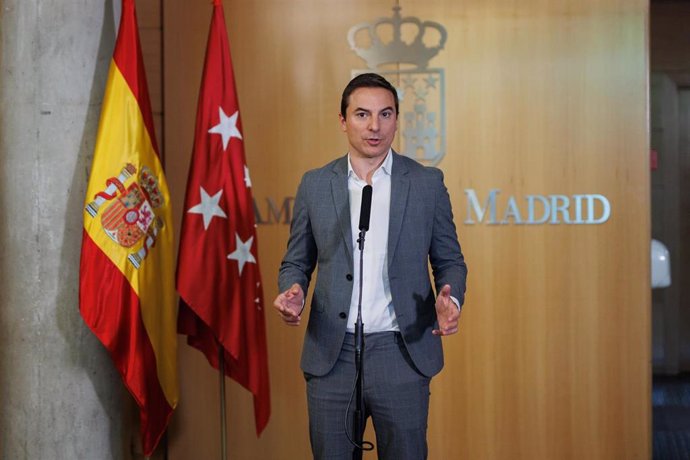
79, 0, 177, 455
176, 0, 270, 434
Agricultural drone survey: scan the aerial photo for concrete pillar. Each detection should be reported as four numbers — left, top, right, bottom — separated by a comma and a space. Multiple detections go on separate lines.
0, 1, 132, 458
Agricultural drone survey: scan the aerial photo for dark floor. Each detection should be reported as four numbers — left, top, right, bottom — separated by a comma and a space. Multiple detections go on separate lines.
654, 373, 690, 459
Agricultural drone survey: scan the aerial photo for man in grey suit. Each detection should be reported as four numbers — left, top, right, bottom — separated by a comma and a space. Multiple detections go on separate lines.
274, 73, 467, 460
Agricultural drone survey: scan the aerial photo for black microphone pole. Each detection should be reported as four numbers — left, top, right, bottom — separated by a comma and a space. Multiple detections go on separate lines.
354, 184, 372, 460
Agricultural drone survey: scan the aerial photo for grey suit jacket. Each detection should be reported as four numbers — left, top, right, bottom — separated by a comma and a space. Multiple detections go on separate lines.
278, 152, 467, 377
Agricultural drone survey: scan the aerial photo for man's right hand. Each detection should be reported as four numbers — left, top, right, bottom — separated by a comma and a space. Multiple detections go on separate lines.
273, 283, 305, 326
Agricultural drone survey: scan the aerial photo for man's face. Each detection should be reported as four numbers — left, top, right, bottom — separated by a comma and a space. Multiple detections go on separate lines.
340, 87, 398, 161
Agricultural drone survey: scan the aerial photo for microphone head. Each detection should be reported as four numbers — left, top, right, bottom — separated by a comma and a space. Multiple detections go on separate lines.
359, 185, 373, 231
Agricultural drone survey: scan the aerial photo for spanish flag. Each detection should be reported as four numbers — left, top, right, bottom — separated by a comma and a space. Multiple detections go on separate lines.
79, 0, 177, 455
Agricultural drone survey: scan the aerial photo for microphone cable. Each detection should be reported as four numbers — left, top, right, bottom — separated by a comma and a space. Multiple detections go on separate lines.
344, 368, 375, 452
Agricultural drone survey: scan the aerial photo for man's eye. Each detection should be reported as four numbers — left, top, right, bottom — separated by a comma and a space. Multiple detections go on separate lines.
355, 112, 367, 118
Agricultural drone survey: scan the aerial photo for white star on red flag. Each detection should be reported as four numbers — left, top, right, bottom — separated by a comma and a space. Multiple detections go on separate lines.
208, 107, 242, 150
227, 234, 256, 275
187, 186, 227, 230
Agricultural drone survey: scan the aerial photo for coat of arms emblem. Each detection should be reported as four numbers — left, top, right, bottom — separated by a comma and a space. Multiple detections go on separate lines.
348, 6, 448, 166
85, 163, 165, 269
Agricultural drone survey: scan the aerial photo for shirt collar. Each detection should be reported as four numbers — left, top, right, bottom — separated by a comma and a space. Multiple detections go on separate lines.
347, 149, 393, 179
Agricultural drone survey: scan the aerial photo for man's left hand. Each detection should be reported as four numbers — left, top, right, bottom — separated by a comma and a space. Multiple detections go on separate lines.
432, 284, 461, 336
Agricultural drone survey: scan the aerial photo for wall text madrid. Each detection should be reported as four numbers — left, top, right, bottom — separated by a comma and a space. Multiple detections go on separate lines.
464, 189, 611, 225
254, 197, 294, 225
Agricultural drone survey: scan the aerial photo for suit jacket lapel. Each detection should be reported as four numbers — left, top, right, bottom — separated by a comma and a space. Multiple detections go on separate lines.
388, 152, 409, 266
331, 156, 353, 262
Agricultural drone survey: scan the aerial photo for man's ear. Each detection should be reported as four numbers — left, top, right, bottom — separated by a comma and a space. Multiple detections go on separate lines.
339, 113, 347, 131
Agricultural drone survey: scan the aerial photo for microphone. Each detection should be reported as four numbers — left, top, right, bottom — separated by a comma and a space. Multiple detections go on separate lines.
351, 183, 375, 455
358, 185, 373, 231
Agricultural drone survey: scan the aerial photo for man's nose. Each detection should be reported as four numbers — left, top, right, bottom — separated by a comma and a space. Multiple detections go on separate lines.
369, 117, 379, 131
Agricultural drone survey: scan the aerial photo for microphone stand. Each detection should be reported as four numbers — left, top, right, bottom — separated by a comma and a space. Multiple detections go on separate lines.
354, 227, 367, 460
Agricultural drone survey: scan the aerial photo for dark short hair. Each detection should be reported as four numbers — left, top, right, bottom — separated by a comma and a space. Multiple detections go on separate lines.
340, 73, 399, 119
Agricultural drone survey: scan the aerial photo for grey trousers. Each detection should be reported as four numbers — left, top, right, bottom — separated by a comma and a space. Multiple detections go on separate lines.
305, 332, 431, 460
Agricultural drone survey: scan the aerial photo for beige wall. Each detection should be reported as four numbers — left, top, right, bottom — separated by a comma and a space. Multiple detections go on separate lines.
158, 1, 650, 458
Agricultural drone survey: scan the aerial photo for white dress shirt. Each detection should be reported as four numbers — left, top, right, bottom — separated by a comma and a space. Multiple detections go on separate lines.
346, 150, 399, 333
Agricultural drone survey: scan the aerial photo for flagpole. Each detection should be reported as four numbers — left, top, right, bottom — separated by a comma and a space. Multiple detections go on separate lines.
218, 343, 228, 460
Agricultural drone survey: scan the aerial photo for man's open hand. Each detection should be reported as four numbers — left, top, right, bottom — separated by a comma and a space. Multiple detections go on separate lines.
273, 283, 305, 326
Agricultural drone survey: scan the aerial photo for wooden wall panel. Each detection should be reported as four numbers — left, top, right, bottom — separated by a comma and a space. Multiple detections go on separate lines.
163, 1, 650, 458
135, 0, 163, 148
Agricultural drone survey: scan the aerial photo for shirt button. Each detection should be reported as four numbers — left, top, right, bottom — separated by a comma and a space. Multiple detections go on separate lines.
346, 274, 353, 281
339, 312, 347, 319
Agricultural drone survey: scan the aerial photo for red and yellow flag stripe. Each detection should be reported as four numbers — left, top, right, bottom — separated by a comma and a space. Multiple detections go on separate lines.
79, 0, 177, 455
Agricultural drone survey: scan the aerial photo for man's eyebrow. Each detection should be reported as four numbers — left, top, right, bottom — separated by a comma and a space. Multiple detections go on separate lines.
353, 106, 394, 113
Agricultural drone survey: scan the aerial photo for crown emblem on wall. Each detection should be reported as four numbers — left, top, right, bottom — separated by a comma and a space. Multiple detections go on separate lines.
347, 6, 447, 70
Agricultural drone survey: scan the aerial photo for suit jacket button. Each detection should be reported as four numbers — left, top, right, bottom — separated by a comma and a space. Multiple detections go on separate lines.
339, 312, 347, 319
346, 274, 353, 281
